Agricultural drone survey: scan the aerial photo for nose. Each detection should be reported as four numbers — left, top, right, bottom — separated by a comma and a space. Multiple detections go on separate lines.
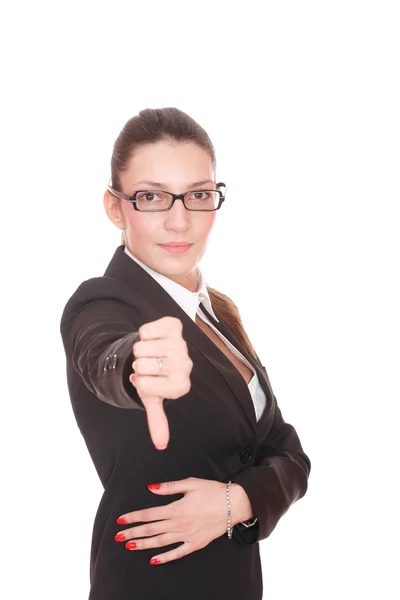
164, 197, 191, 231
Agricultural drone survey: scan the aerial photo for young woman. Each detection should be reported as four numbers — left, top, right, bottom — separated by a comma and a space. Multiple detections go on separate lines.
60, 107, 311, 600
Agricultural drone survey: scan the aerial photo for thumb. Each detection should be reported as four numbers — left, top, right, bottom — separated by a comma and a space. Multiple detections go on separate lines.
140, 395, 170, 451
129, 374, 170, 451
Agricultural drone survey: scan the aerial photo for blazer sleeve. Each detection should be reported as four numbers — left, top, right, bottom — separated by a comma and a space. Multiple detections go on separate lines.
230, 396, 311, 546
60, 289, 146, 410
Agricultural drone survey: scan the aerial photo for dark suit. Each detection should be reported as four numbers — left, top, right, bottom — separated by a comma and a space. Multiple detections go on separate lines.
60, 245, 311, 600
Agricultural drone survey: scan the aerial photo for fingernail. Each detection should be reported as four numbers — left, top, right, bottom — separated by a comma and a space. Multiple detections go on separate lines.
150, 557, 161, 565
114, 533, 126, 542
147, 484, 161, 491
130, 374, 136, 383
116, 517, 127, 524
125, 541, 137, 550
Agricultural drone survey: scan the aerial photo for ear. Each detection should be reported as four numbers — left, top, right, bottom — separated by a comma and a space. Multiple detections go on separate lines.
103, 190, 125, 232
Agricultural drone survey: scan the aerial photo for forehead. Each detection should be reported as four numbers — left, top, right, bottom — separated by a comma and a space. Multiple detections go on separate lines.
122, 140, 215, 189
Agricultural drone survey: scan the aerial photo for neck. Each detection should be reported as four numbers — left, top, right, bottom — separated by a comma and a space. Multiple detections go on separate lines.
166, 269, 199, 292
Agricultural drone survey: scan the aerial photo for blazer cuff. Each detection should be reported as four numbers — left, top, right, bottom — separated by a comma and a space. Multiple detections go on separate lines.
93, 331, 145, 410
230, 455, 308, 545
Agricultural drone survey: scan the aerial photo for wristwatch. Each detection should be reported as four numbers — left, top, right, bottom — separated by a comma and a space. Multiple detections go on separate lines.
240, 517, 258, 528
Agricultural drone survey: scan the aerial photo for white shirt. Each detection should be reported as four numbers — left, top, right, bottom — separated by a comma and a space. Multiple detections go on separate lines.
124, 246, 267, 422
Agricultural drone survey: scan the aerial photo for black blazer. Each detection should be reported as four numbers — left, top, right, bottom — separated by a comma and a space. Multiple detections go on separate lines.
60, 245, 311, 600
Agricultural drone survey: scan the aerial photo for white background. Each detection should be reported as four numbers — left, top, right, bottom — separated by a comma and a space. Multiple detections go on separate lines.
1, 1, 399, 598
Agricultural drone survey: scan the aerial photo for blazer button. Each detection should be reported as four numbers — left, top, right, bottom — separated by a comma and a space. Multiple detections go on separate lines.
240, 447, 253, 463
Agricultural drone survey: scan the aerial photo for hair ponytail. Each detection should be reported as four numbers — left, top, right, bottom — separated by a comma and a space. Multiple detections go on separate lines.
206, 287, 258, 360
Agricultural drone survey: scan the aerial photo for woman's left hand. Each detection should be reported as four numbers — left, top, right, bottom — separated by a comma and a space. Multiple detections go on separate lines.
114, 477, 234, 564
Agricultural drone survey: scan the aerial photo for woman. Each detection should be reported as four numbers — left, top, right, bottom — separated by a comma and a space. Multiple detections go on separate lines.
60, 107, 311, 600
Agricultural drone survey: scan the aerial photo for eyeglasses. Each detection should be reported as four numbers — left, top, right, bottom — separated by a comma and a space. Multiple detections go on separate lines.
106, 179, 226, 212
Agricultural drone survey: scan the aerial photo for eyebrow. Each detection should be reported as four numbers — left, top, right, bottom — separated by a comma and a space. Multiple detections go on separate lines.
132, 179, 215, 189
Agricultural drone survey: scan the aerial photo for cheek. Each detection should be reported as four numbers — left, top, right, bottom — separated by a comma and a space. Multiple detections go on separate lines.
199, 213, 217, 237
124, 208, 158, 240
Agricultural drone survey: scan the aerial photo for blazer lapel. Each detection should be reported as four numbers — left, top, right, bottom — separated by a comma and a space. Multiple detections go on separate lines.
104, 246, 264, 440
199, 302, 276, 444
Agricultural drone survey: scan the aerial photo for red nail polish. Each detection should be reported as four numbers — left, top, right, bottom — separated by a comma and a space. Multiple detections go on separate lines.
125, 541, 137, 550
147, 483, 161, 491
116, 517, 127, 524
150, 557, 160, 565
130, 374, 135, 383
114, 533, 126, 542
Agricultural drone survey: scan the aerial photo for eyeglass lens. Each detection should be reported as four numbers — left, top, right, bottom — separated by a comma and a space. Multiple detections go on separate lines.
135, 191, 220, 211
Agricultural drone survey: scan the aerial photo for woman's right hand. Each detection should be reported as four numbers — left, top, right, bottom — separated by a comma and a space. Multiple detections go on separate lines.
129, 316, 193, 451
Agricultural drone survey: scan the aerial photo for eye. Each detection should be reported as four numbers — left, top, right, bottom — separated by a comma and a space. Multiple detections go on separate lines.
141, 192, 160, 202
188, 191, 209, 201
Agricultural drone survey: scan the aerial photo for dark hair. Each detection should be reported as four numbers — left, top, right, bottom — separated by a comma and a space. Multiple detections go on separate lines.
111, 107, 216, 192
109, 107, 257, 360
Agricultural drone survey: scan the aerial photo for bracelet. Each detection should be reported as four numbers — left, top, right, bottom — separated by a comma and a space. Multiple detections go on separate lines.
226, 481, 233, 539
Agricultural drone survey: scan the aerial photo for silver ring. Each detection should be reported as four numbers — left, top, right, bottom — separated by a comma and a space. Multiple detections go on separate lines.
157, 357, 163, 375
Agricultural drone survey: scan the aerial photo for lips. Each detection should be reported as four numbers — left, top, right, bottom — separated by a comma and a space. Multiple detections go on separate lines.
160, 242, 192, 247
159, 243, 193, 254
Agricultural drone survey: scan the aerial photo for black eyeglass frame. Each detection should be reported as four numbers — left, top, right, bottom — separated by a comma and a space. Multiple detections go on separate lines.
106, 179, 227, 212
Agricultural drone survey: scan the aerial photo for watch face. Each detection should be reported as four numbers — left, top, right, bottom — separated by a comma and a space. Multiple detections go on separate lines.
241, 517, 258, 528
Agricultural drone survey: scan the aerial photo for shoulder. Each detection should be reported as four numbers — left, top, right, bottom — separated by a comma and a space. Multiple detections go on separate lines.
60, 276, 138, 331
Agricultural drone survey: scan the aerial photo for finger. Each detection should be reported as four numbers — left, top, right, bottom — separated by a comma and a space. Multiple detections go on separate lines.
133, 375, 191, 399
133, 338, 183, 359
147, 477, 197, 496
117, 504, 173, 525
132, 357, 170, 377
115, 520, 171, 541
141, 395, 170, 450
139, 317, 183, 341
125, 532, 180, 552
148, 542, 197, 565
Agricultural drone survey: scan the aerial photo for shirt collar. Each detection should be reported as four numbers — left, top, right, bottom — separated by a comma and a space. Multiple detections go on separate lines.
124, 246, 219, 322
